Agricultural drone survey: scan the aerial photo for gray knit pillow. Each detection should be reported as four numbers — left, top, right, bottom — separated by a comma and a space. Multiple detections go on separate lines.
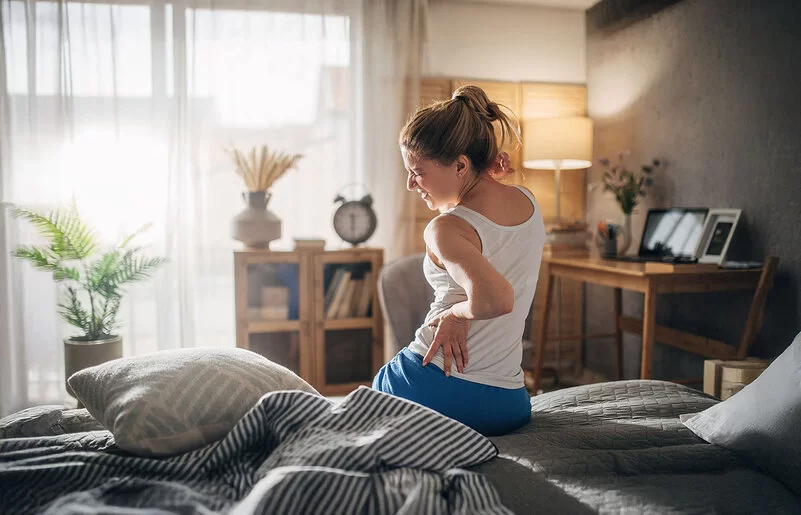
68, 347, 320, 457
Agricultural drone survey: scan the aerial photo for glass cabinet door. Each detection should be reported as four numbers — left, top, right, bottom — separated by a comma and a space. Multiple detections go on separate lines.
235, 252, 312, 383
314, 251, 382, 395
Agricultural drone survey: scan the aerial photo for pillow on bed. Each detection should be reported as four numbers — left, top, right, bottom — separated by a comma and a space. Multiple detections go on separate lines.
682, 331, 801, 495
68, 347, 320, 457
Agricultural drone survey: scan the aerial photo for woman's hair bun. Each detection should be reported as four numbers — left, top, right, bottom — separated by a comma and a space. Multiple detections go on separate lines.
451, 85, 498, 123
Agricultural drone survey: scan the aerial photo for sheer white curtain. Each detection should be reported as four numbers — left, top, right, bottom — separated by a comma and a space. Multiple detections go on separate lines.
0, 0, 427, 416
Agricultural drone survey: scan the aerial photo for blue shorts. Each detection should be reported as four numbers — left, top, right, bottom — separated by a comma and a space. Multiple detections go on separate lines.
372, 347, 531, 436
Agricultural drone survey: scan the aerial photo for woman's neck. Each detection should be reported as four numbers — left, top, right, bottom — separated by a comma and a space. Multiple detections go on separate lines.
456, 173, 491, 206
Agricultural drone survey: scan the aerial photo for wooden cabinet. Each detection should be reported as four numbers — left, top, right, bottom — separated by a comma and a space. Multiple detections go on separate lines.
235, 248, 383, 396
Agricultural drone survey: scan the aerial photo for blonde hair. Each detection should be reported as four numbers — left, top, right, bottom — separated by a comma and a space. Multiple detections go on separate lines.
399, 85, 521, 175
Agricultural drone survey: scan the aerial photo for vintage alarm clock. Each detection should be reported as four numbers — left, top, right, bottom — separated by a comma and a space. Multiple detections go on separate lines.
332, 184, 377, 246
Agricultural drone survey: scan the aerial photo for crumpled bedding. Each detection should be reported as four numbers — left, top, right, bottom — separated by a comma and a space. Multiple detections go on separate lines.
0, 405, 104, 439
0, 387, 509, 514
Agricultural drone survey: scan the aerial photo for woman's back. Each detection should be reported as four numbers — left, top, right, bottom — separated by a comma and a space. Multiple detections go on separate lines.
375, 84, 540, 436
407, 184, 546, 389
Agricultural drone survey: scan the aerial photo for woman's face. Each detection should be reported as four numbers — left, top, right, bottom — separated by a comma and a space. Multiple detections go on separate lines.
401, 147, 465, 211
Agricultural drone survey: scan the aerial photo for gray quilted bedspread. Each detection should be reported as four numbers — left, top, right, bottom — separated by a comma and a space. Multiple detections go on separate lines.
473, 380, 801, 515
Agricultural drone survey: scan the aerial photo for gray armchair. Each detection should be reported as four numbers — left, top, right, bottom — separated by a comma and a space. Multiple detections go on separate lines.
377, 253, 434, 355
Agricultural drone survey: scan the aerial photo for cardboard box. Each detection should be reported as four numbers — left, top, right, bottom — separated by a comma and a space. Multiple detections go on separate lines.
704, 358, 770, 399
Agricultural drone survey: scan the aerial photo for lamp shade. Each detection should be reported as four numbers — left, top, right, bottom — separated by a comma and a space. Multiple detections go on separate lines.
523, 116, 593, 170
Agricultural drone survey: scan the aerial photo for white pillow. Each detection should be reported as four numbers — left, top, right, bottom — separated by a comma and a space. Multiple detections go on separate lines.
68, 347, 320, 457
682, 331, 801, 495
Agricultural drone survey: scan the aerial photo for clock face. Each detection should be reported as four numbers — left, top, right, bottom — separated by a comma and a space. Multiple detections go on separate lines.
333, 201, 377, 245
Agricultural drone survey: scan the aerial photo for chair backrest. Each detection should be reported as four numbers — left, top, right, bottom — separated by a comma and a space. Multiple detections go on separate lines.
377, 253, 435, 355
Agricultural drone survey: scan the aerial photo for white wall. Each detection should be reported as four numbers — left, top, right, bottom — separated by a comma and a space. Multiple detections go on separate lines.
424, 1, 586, 84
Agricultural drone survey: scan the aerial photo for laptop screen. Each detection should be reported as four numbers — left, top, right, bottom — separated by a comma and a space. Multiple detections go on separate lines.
639, 209, 708, 258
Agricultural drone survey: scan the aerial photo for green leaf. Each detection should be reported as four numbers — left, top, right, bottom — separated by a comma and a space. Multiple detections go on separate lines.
11, 205, 99, 261
87, 250, 122, 291
104, 251, 167, 292
58, 287, 92, 334
12, 246, 58, 270
53, 266, 80, 281
12, 246, 80, 281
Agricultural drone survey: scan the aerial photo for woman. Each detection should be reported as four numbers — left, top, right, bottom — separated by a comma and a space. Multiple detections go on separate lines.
372, 85, 546, 436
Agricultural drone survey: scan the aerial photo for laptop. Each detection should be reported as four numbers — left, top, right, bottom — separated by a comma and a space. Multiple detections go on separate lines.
611, 208, 709, 263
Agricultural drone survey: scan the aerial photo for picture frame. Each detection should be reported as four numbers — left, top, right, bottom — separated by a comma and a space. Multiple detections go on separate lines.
695, 208, 742, 264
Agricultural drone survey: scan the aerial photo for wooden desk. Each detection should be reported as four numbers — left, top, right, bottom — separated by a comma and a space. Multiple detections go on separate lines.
532, 257, 776, 394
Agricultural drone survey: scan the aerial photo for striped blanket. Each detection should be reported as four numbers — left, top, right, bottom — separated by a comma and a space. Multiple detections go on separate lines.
0, 387, 511, 514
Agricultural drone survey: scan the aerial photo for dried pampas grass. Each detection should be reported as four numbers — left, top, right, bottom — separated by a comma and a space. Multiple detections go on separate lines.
226, 144, 303, 192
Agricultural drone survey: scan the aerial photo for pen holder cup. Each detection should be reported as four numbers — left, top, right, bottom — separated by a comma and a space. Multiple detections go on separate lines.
602, 237, 617, 258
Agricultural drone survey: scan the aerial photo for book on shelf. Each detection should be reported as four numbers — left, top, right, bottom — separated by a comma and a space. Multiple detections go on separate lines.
324, 268, 346, 313
348, 279, 364, 318
293, 237, 326, 251
355, 271, 372, 317
335, 279, 357, 319
326, 270, 352, 319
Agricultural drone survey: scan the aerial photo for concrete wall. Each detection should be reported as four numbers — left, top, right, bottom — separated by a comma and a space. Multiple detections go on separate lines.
585, 0, 801, 380
425, 1, 586, 83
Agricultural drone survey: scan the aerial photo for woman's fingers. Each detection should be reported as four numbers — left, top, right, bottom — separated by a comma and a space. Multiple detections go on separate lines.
451, 341, 464, 373
422, 336, 440, 366
443, 342, 453, 376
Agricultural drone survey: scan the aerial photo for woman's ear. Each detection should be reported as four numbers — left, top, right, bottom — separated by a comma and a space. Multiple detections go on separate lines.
455, 155, 469, 175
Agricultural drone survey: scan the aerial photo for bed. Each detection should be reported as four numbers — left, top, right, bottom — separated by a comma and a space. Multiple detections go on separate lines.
2, 379, 799, 514
477, 380, 800, 514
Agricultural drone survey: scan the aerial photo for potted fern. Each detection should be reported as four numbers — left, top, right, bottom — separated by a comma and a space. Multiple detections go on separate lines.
11, 201, 166, 396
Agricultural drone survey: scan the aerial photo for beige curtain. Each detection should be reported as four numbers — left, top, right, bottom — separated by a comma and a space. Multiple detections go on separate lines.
361, 0, 428, 262
0, 0, 429, 415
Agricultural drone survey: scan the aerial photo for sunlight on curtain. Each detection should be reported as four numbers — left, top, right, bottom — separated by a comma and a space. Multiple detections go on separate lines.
0, 0, 370, 413
1, 0, 427, 415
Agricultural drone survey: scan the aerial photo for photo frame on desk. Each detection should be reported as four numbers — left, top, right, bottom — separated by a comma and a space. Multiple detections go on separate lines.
695, 208, 741, 264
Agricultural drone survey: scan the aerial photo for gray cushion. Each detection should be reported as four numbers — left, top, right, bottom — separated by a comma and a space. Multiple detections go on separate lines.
682, 331, 801, 495
377, 253, 434, 354
68, 347, 320, 457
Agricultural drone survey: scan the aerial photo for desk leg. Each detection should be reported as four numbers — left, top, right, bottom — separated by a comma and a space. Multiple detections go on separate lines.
534, 266, 555, 395
640, 283, 657, 379
613, 287, 623, 380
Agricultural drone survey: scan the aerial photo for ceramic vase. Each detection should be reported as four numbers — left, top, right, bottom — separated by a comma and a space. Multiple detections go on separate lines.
231, 191, 282, 249
618, 214, 633, 255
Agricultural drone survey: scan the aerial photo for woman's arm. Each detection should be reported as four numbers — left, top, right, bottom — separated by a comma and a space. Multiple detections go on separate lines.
424, 215, 514, 320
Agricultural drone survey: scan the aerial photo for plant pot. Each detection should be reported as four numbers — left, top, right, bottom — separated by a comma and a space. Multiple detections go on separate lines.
231, 191, 282, 249
64, 335, 123, 399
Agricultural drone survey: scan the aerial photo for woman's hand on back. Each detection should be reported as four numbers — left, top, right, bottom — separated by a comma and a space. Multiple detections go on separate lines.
423, 310, 471, 376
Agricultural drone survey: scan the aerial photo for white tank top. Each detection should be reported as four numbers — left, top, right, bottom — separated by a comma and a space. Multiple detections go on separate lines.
407, 185, 546, 389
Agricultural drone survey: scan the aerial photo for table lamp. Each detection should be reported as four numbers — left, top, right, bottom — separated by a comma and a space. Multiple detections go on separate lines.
523, 116, 593, 390
523, 116, 593, 223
